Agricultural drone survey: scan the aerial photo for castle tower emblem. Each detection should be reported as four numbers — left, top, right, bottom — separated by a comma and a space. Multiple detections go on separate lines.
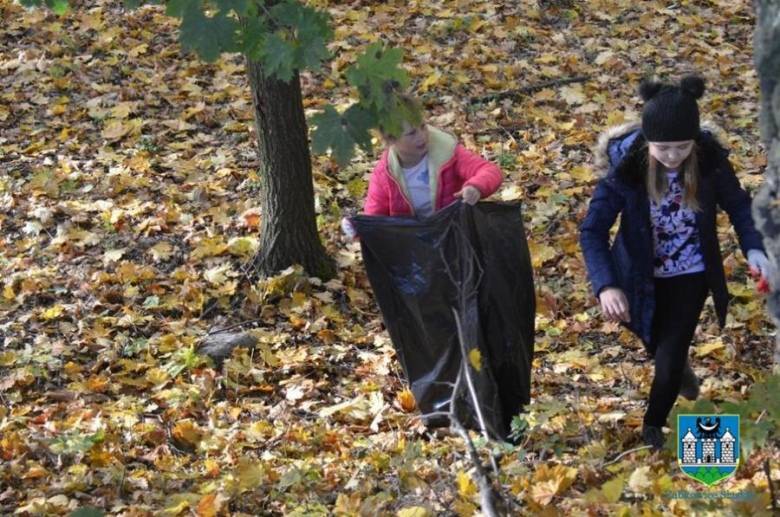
678, 414, 740, 486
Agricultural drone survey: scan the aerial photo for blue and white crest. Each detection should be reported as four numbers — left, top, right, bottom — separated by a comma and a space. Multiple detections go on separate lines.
677, 414, 739, 486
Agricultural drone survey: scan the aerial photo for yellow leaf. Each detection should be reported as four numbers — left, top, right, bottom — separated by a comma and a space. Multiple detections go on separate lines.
602, 476, 624, 504
696, 340, 725, 358
319, 395, 365, 417
628, 466, 652, 492
452, 499, 477, 517
191, 236, 228, 259
528, 241, 558, 268
102, 119, 142, 142
237, 458, 265, 491
149, 242, 173, 262
40, 305, 64, 320
145, 368, 170, 386
196, 493, 220, 517
3, 284, 16, 300
500, 185, 524, 201
0, 351, 16, 367
103, 248, 126, 264
111, 102, 135, 119
469, 349, 482, 372
321, 304, 345, 323
228, 237, 258, 257
398, 508, 433, 517
204, 264, 233, 285
535, 53, 557, 64
457, 470, 477, 499
530, 479, 559, 505
606, 111, 628, 126
163, 497, 193, 515
560, 85, 586, 105
531, 464, 577, 504
172, 420, 202, 446
128, 43, 148, 58
396, 390, 417, 413
571, 165, 594, 182
334, 492, 362, 515
420, 71, 442, 93
84, 374, 109, 392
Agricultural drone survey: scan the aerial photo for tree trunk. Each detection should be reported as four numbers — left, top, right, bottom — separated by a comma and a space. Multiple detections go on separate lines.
752, 1, 780, 364
245, 61, 336, 280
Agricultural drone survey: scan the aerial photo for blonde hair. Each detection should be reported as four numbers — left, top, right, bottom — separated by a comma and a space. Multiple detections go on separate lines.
647, 142, 701, 212
378, 94, 424, 140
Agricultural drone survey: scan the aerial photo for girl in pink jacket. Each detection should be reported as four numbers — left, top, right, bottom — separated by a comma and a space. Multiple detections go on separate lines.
343, 105, 503, 237
362, 120, 503, 217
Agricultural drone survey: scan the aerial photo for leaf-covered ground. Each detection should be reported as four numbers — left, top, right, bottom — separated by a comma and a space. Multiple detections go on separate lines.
1, 0, 779, 515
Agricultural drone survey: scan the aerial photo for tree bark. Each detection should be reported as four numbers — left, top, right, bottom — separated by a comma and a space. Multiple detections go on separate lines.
245, 61, 336, 280
752, 1, 780, 364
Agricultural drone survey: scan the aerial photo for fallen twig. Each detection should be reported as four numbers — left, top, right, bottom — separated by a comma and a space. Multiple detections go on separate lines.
449, 368, 501, 517
765, 459, 777, 511
602, 445, 653, 468
470, 75, 591, 104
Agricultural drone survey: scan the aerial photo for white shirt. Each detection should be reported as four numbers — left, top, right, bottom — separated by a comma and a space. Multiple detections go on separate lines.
402, 156, 433, 217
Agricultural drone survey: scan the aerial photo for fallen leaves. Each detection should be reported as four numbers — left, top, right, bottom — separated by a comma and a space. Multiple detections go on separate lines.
0, 0, 775, 515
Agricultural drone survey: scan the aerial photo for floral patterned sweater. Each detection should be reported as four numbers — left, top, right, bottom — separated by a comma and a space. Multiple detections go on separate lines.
649, 171, 705, 278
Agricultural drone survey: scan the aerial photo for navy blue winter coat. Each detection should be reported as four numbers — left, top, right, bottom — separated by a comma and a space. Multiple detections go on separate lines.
579, 123, 765, 345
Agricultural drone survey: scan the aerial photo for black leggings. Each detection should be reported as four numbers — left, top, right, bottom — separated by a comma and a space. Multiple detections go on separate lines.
643, 272, 709, 427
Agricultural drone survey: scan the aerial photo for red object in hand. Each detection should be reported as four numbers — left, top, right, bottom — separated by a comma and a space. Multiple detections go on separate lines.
750, 267, 770, 293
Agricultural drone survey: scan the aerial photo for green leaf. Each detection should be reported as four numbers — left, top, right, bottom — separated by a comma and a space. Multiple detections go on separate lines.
178, 2, 239, 62
311, 105, 355, 166
214, 0, 248, 16
50, 0, 68, 15
261, 33, 295, 82
311, 104, 375, 166
237, 15, 268, 59
345, 42, 410, 112
343, 105, 375, 151
270, 1, 331, 71
165, 0, 192, 18
18, 0, 68, 12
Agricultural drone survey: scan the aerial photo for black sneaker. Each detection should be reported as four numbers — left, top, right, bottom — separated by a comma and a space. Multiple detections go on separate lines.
679, 361, 700, 401
642, 425, 665, 450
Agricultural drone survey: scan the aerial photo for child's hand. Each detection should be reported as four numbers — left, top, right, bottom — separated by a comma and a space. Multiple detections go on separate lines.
454, 185, 481, 205
341, 217, 358, 241
747, 249, 770, 293
599, 287, 631, 322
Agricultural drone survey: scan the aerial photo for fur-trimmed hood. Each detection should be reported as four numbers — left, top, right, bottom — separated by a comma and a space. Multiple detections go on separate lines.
593, 120, 730, 184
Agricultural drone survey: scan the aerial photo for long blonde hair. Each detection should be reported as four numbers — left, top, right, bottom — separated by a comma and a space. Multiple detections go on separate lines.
647, 142, 701, 212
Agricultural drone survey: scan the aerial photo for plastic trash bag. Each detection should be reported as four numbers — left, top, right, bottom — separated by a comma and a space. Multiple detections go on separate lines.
350, 202, 535, 439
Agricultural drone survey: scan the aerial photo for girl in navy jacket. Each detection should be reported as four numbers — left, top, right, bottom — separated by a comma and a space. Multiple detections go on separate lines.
579, 76, 768, 449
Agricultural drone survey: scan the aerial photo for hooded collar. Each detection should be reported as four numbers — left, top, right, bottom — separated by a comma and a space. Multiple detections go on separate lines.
387, 125, 458, 211
593, 120, 729, 185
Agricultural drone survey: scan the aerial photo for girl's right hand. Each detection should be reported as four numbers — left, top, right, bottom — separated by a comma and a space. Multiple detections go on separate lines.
341, 217, 358, 241
599, 287, 631, 322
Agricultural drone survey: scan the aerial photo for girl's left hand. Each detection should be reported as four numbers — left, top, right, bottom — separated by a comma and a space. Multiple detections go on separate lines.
747, 249, 771, 293
748, 249, 770, 278
454, 185, 481, 205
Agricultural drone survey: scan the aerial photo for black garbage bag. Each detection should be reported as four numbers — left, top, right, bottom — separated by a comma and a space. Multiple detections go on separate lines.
350, 201, 535, 439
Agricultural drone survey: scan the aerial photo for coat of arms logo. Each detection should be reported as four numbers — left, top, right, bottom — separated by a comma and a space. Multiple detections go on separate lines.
678, 414, 739, 486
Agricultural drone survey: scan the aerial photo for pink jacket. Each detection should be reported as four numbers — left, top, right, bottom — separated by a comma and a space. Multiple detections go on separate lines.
364, 126, 503, 216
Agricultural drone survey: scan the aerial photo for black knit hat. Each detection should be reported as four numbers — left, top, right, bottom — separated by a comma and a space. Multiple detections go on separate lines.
639, 76, 705, 142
